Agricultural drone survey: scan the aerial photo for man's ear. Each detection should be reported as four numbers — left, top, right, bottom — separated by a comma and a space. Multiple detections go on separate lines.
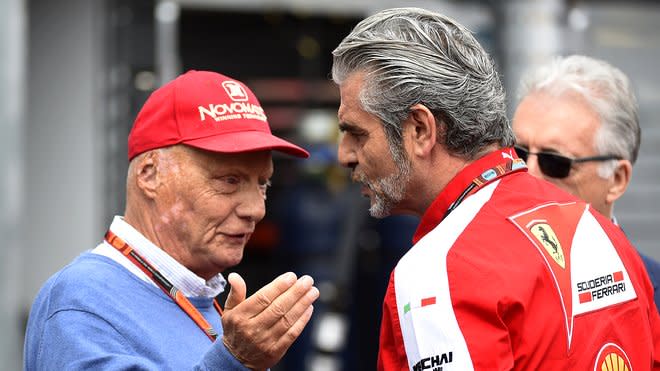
134, 150, 161, 200
407, 103, 437, 157
606, 159, 632, 204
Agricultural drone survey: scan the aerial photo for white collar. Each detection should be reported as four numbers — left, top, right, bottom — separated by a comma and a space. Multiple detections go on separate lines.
93, 216, 226, 298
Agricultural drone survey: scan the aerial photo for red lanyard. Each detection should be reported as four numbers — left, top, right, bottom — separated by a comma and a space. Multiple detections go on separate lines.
442, 158, 526, 220
105, 230, 223, 341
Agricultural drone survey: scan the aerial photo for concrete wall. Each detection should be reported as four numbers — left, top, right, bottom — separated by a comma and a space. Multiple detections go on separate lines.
20, 0, 104, 342
1, 0, 26, 368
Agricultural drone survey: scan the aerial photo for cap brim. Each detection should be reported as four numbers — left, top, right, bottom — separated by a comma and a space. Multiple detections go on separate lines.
183, 131, 309, 158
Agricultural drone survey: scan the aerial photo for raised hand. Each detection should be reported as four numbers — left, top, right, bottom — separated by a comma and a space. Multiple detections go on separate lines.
221, 272, 319, 370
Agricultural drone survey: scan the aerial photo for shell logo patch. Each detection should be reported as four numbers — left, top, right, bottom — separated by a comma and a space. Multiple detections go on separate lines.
530, 222, 565, 268
594, 343, 632, 371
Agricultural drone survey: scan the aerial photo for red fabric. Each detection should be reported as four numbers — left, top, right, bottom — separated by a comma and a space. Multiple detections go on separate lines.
128, 70, 308, 160
379, 150, 660, 370
378, 271, 409, 371
413, 148, 521, 244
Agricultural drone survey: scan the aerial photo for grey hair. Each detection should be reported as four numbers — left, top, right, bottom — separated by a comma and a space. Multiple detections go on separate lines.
332, 7, 513, 160
518, 55, 640, 178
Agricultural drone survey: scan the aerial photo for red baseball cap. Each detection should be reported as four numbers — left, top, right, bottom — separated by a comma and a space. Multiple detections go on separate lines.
128, 70, 309, 160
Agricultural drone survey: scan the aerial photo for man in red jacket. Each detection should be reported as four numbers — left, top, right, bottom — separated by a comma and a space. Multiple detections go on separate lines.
332, 7, 660, 370
512, 55, 660, 310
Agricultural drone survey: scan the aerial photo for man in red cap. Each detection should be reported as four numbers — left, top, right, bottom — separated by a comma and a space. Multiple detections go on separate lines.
24, 70, 318, 370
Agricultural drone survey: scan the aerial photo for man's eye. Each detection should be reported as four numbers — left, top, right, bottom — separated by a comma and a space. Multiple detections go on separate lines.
259, 180, 272, 199
339, 124, 366, 137
221, 176, 240, 185
259, 180, 272, 189
213, 176, 240, 193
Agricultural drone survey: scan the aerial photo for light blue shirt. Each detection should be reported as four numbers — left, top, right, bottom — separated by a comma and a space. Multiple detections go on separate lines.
23, 219, 248, 371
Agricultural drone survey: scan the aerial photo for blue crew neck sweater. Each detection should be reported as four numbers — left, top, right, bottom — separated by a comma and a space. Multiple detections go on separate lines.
24, 252, 248, 370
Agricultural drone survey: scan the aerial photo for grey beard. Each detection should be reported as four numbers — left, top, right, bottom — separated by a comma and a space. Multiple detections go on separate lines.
363, 157, 412, 218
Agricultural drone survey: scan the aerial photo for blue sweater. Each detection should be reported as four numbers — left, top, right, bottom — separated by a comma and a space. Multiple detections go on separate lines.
24, 252, 249, 371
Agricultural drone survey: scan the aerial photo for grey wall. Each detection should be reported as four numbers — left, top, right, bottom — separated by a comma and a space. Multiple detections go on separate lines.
0, 1, 104, 366
22, 0, 104, 323
1, 0, 26, 368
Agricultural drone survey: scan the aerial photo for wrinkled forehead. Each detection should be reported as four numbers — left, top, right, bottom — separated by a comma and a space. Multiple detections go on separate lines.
512, 92, 600, 155
177, 145, 274, 175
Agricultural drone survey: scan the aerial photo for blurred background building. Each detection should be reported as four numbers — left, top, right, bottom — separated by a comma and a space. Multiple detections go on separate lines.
1, 0, 659, 369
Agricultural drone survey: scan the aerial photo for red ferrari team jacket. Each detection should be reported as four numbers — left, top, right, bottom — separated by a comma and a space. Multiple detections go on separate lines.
378, 148, 660, 371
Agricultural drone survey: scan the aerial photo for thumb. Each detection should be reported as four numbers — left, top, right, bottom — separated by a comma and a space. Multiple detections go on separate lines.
224, 272, 247, 312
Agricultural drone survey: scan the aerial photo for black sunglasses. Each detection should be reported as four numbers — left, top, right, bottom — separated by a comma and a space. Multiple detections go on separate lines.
514, 146, 622, 179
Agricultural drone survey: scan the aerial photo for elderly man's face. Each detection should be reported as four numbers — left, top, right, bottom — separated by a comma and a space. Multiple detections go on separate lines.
156, 146, 272, 279
512, 91, 612, 217
337, 72, 412, 218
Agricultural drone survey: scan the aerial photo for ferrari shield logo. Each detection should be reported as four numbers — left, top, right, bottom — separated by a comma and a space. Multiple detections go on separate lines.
530, 223, 565, 269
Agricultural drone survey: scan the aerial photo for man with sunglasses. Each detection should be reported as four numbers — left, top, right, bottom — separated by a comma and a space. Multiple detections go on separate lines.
512, 55, 660, 309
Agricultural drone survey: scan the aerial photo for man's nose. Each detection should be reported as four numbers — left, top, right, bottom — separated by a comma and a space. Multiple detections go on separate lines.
236, 188, 266, 222
337, 136, 357, 169
525, 155, 544, 178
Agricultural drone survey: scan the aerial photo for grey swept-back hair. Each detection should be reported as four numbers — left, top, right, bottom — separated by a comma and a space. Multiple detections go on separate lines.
332, 7, 513, 160
518, 55, 640, 177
